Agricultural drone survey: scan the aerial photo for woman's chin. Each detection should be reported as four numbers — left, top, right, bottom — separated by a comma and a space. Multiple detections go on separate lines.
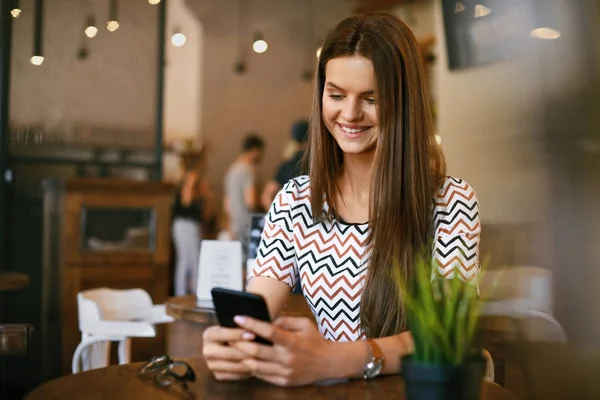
338, 142, 376, 156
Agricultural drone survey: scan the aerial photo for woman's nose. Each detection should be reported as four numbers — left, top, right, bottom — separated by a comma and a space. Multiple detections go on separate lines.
341, 98, 362, 121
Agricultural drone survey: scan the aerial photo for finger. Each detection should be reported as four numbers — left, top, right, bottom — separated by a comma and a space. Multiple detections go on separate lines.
213, 372, 251, 381
203, 325, 254, 343
232, 340, 278, 361
273, 316, 312, 331
234, 316, 291, 346
252, 372, 291, 387
203, 343, 250, 361
206, 360, 251, 374
242, 358, 290, 377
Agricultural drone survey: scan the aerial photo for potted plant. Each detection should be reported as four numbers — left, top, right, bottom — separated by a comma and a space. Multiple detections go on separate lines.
399, 256, 486, 400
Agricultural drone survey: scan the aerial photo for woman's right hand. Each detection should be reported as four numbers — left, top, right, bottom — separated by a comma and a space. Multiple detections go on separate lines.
202, 325, 255, 381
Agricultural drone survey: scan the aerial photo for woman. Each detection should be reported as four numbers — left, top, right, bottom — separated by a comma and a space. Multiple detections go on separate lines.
202, 13, 480, 386
172, 152, 214, 296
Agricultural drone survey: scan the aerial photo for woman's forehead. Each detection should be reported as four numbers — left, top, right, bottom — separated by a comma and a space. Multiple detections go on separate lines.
324, 55, 375, 92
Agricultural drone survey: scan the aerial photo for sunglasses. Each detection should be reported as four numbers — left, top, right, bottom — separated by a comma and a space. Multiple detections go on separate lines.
137, 355, 196, 389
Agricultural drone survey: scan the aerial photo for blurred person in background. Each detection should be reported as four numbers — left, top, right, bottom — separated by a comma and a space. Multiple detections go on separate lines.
223, 134, 265, 246
172, 151, 215, 296
261, 120, 310, 211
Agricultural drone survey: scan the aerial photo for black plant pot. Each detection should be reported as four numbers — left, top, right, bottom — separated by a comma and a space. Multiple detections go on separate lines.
401, 355, 486, 400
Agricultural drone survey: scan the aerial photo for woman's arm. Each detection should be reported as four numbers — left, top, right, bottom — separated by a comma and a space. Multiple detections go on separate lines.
325, 332, 414, 379
232, 316, 414, 386
246, 276, 291, 321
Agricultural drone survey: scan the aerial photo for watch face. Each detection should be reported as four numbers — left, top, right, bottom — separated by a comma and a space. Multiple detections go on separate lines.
364, 359, 384, 379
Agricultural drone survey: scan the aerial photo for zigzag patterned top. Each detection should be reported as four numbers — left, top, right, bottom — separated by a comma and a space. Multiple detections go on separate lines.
250, 175, 481, 342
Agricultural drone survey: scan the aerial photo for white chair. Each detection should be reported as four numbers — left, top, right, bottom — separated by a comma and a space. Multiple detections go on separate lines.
72, 288, 174, 374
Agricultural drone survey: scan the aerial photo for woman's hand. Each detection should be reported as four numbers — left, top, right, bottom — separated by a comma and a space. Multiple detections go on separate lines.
231, 315, 337, 387
202, 325, 256, 381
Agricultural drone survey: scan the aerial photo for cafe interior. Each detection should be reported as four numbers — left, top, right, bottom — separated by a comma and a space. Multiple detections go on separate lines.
1, 0, 599, 399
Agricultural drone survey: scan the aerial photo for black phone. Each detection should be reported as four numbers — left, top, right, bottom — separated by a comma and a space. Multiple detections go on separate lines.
210, 287, 272, 345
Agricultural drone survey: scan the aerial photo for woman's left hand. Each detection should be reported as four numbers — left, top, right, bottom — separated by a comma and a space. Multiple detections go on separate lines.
231, 315, 336, 387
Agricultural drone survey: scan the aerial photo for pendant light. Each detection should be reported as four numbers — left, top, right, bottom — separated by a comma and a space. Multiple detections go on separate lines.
11, 0, 21, 18
107, 0, 119, 32
85, 15, 98, 38
30, 0, 44, 66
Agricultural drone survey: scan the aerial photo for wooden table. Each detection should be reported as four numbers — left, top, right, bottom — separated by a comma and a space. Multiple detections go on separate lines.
0, 272, 29, 291
24, 357, 516, 400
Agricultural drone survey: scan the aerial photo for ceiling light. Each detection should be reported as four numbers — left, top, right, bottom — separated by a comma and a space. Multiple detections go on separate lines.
252, 33, 268, 54
530, 27, 560, 40
11, 0, 21, 18
31, 0, 44, 66
171, 31, 186, 47
85, 16, 98, 38
148, 0, 161, 4
30, 56, 44, 66
107, 0, 119, 32
316, 47, 321, 58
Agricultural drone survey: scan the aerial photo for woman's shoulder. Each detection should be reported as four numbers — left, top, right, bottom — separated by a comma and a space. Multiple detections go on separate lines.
434, 176, 478, 206
280, 175, 311, 201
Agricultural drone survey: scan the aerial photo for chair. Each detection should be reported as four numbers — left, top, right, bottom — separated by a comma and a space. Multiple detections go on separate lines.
72, 288, 174, 374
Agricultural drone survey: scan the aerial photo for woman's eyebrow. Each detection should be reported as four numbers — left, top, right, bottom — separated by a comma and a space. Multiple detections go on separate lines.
325, 81, 374, 95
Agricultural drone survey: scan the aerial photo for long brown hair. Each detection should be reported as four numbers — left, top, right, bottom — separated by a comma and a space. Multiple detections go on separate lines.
306, 13, 446, 338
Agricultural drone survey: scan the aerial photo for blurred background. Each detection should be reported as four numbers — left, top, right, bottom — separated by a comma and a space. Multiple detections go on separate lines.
0, 0, 599, 398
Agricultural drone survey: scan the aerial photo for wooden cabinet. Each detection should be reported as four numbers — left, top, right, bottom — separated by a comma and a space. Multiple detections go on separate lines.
43, 178, 175, 373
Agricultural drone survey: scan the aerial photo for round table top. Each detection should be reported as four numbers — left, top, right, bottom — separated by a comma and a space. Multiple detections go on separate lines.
25, 357, 517, 400
0, 272, 29, 291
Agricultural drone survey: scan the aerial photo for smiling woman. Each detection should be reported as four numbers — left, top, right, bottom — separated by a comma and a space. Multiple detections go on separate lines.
322, 57, 379, 155
201, 13, 481, 387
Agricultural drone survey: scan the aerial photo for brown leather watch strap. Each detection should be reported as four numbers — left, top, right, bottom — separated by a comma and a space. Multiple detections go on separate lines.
366, 338, 384, 362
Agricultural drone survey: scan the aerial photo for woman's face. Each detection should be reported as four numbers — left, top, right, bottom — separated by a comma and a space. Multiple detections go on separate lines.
322, 55, 379, 155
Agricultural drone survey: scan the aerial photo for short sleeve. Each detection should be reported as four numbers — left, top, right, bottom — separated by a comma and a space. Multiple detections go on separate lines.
432, 177, 481, 285
250, 183, 298, 289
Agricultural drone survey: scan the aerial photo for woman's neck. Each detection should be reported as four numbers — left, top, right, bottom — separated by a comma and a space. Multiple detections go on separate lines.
338, 150, 375, 200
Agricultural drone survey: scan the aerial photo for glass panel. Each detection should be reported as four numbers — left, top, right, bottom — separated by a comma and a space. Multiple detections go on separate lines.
80, 206, 156, 251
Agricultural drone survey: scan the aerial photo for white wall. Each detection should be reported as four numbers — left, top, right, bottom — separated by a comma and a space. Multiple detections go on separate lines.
163, 0, 204, 182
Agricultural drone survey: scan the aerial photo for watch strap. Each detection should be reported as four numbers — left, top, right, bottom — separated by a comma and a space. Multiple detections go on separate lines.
366, 338, 384, 362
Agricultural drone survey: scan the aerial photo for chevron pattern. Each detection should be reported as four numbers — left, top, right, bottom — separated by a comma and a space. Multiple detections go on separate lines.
250, 175, 481, 342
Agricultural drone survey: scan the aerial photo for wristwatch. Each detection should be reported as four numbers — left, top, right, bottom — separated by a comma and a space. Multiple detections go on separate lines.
362, 339, 384, 379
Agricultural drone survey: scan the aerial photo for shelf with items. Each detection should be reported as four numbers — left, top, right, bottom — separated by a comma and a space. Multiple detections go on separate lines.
8, 124, 157, 168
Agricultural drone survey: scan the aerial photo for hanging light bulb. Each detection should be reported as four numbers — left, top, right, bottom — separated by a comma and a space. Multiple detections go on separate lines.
107, 0, 119, 32
474, 4, 492, 18
11, 0, 22, 18
85, 15, 98, 38
530, 27, 561, 40
252, 32, 268, 54
30, 0, 44, 66
148, 0, 161, 4
171, 27, 186, 47
30, 56, 44, 66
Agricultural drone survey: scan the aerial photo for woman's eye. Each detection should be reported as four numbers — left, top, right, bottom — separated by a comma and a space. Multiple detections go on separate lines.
328, 94, 343, 100
365, 98, 376, 105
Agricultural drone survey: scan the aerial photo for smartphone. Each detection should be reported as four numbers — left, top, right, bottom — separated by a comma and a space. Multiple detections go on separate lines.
210, 287, 272, 345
